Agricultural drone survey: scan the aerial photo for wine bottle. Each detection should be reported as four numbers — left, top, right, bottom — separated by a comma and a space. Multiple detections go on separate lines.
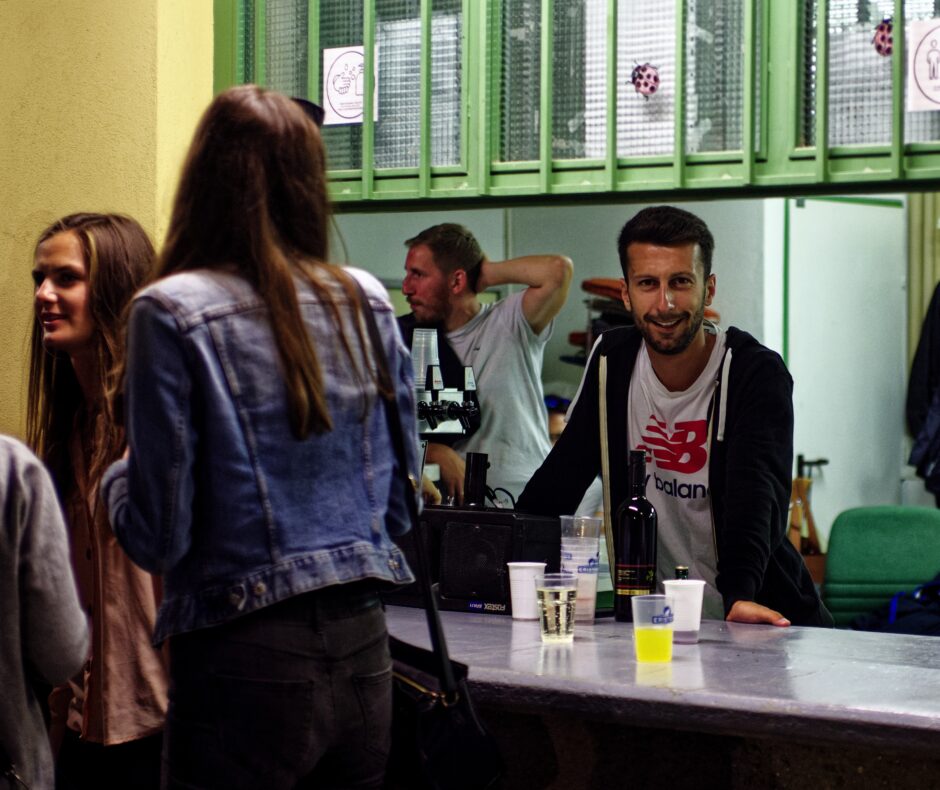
614, 450, 658, 622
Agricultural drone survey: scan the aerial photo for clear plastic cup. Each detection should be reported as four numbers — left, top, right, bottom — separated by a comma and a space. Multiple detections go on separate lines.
560, 516, 600, 619
411, 328, 439, 389
631, 594, 675, 663
534, 573, 578, 643
560, 515, 602, 540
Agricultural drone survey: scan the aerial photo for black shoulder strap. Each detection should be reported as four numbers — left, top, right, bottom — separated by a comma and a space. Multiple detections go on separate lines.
357, 283, 460, 697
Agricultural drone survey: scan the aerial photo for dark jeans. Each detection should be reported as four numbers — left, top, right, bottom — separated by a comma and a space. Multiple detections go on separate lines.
163, 584, 391, 790
56, 729, 162, 790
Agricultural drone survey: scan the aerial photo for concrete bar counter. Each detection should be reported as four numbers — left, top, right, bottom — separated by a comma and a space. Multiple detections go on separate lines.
386, 606, 940, 789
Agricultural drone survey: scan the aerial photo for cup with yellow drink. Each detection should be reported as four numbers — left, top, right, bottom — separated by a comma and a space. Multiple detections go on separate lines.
630, 594, 675, 663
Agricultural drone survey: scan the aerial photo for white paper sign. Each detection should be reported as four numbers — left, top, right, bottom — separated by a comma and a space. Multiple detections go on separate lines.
322, 46, 378, 126
908, 20, 940, 111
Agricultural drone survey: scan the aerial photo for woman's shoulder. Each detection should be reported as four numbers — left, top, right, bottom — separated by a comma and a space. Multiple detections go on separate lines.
137, 270, 256, 314
342, 266, 392, 307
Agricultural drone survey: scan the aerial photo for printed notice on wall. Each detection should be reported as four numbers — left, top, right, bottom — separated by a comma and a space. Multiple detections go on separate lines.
908, 20, 940, 111
322, 46, 378, 126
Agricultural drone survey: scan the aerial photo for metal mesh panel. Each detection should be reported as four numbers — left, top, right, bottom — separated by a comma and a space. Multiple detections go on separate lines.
320, 1, 364, 170
685, 0, 759, 153
498, 0, 541, 162
374, 0, 462, 168
431, 0, 462, 166
818, 0, 940, 146
617, 0, 676, 157
266, 0, 308, 97
828, 0, 895, 146
501, 0, 758, 162
376, 0, 422, 167
552, 0, 606, 160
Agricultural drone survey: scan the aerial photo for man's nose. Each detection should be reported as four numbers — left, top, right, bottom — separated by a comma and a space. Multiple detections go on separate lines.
656, 285, 675, 312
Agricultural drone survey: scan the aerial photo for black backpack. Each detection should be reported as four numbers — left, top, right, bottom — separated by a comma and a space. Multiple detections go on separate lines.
852, 573, 940, 636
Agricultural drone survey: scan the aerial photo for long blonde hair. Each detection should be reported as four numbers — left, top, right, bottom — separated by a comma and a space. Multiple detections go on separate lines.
27, 213, 154, 493
156, 84, 387, 438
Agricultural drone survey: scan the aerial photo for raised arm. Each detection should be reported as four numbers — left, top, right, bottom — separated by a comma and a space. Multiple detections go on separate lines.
476, 254, 573, 335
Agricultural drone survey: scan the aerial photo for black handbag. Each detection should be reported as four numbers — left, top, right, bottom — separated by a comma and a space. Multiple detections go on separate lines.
354, 281, 503, 790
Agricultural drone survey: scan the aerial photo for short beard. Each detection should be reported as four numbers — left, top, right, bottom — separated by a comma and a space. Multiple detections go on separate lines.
639, 301, 706, 356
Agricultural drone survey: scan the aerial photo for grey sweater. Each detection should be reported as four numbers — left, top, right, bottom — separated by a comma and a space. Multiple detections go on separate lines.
0, 436, 88, 790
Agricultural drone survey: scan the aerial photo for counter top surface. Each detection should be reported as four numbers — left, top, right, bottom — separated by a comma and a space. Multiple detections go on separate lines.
386, 606, 940, 750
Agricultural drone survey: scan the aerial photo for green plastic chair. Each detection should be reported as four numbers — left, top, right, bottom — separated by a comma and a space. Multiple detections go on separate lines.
822, 505, 940, 627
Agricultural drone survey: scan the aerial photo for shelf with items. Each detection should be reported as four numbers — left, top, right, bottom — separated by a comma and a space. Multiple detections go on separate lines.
561, 280, 633, 368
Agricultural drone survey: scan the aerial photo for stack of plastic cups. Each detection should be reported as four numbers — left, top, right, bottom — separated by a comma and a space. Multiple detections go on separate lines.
411, 328, 438, 390
559, 516, 601, 622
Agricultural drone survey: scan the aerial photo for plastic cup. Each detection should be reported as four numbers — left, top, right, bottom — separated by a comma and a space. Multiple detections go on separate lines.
631, 594, 675, 663
411, 328, 439, 388
560, 516, 601, 622
559, 546, 600, 623
534, 573, 578, 643
561, 537, 599, 557
560, 515, 602, 540
662, 579, 706, 644
507, 562, 546, 620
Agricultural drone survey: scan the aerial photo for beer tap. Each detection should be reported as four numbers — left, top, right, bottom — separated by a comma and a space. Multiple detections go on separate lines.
445, 400, 478, 432
417, 364, 445, 429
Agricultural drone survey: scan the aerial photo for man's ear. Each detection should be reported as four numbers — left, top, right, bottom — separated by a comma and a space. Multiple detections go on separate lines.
620, 278, 632, 313
705, 273, 716, 306
451, 268, 469, 295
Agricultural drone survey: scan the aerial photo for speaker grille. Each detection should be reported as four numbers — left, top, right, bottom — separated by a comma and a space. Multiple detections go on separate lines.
439, 521, 512, 601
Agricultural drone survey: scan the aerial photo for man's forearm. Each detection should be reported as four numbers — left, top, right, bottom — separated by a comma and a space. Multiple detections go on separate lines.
478, 254, 573, 334
477, 254, 573, 291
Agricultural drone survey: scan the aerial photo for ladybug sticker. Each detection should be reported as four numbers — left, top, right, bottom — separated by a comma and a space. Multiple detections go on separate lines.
631, 63, 660, 98
872, 18, 893, 57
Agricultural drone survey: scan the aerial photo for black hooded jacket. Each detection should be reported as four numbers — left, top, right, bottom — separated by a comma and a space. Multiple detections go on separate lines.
517, 325, 832, 627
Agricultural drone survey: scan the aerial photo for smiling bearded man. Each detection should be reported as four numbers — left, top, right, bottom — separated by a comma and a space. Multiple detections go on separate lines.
518, 205, 833, 630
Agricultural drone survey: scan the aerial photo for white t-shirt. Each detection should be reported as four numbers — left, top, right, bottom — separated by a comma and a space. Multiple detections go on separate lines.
448, 292, 553, 502
627, 326, 726, 619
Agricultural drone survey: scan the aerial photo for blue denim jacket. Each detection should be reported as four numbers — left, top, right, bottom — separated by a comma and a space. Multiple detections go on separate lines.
103, 267, 418, 644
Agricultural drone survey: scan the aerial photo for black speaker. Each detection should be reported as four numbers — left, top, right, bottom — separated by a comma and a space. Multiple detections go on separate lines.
382, 506, 560, 615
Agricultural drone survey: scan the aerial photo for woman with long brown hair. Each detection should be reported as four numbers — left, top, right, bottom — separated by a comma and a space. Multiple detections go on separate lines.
103, 85, 420, 788
28, 212, 167, 788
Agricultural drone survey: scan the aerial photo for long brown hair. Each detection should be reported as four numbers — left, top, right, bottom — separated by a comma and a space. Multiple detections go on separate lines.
158, 84, 384, 438
27, 213, 155, 493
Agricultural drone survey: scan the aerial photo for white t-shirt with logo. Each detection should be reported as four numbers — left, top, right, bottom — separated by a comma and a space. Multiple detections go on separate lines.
627, 326, 726, 619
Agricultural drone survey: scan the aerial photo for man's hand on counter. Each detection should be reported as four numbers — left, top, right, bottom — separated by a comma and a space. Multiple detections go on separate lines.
426, 443, 466, 505
420, 474, 442, 506
726, 600, 791, 627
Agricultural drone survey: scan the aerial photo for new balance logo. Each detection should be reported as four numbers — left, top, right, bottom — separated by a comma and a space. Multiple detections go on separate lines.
639, 415, 708, 474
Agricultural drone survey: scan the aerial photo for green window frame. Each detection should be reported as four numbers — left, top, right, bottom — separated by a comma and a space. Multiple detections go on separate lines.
214, 0, 940, 204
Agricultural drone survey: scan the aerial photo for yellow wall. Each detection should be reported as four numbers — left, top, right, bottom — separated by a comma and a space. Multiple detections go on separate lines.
0, 0, 212, 438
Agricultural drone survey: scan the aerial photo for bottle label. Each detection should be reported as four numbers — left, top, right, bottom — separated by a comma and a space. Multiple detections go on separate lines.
614, 564, 655, 595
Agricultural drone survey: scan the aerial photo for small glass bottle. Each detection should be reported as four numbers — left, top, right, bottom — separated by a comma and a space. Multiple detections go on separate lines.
675, 566, 689, 580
